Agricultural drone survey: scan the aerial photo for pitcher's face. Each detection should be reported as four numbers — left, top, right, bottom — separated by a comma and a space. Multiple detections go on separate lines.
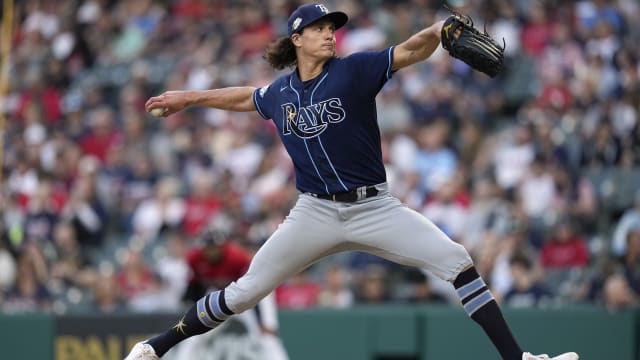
292, 19, 337, 60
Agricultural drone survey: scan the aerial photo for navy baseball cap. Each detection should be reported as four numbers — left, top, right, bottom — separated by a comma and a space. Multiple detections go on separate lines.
287, 3, 348, 36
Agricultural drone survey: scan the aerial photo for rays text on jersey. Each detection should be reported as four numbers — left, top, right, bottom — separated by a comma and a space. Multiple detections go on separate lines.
281, 98, 346, 138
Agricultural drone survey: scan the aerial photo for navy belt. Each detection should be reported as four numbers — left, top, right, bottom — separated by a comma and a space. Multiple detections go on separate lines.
311, 186, 379, 203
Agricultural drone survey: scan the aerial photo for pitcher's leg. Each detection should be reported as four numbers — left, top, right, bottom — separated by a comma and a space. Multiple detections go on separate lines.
346, 196, 472, 281
225, 195, 348, 313
143, 195, 345, 358
453, 266, 523, 360
224, 224, 342, 313
347, 197, 522, 360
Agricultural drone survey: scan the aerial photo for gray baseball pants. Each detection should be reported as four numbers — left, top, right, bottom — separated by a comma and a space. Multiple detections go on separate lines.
224, 183, 473, 313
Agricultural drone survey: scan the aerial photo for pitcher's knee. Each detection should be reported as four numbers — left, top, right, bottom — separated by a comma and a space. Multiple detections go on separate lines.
454, 242, 473, 263
224, 280, 272, 313
441, 242, 474, 282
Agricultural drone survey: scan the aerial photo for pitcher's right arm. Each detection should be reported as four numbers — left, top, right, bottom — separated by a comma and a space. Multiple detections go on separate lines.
145, 86, 257, 116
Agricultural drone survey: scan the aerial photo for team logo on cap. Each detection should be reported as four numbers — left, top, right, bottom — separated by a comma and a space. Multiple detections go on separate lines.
292, 17, 302, 31
315, 4, 329, 14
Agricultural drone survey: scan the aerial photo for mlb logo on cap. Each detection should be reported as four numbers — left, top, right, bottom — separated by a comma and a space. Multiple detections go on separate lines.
287, 3, 349, 36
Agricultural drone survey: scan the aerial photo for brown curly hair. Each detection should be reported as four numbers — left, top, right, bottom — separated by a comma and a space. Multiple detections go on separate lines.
263, 36, 297, 70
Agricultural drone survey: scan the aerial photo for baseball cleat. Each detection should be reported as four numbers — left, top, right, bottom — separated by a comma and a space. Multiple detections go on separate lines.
123, 342, 159, 360
522, 351, 579, 360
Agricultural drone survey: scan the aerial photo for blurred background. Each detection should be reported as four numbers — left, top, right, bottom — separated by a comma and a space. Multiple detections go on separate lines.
0, 0, 639, 359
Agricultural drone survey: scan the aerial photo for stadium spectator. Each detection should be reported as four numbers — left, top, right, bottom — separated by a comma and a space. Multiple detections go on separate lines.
184, 225, 251, 301
22, 181, 60, 245
2, 252, 53, 313
503, 253, 554, 308
128, 271, 181, 313
550, 166, 598, 236
15, 76, 63, 126
49, 221, 97, 292
181, 172, 222, 237
131, 176, 185, 243
79, 106, 123, 164
317, 264, 354, 309
580, 118, 622, 168
354, 265, 392, 304
119, 151, 158, 230
0, 237, 17, 298
414, 119, 458, 199
422, 178, 469, 243
404, 269, 448, 304
540, 218, 591, 301
61, 164, 107, 248
602, 273, 637, 313
541, 219, 590, 269
612, 190, 640, 256
516, 155, 557, 233
153, 231, 190, 309
115, 249, 156, 302
90, 273, 127, 314
275, 269, 322, 309
617, 227, 640, 295
487, 214, 540, 301
461, 176, 511, 255
519, 2, 554, 57
492, 122, 535, 197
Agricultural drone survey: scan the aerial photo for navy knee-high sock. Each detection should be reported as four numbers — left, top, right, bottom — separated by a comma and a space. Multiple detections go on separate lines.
146, 289, 234, 357
454, 267, 523, 360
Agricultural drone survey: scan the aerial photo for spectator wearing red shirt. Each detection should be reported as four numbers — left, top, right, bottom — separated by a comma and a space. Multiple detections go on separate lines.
537, 73, 573, 113
275, 269, 321, 309
182, 173, 222, 237
116, 249, 155, 300
520, 3, 554, 57
233, 3, 275, 58
15, 77, 63, 125
541, 218, 590, 269
184, 228, 250, 301
80, 106, 123, 163
173, 0, 211, 19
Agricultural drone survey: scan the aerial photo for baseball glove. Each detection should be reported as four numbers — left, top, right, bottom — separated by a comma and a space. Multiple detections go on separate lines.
440, 9, 505, 78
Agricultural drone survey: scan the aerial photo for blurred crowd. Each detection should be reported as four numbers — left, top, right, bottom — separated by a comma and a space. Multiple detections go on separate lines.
0, 0, 639, 316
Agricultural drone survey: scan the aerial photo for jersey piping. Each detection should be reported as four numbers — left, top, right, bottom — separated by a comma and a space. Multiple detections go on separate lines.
253, 90, 268, 119
290, 76, 330, 193
311, 72, 348, 191
385, 46, 395, 80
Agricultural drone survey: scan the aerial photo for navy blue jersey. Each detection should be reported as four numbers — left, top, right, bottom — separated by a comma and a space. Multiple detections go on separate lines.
253, 47, 396, 194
